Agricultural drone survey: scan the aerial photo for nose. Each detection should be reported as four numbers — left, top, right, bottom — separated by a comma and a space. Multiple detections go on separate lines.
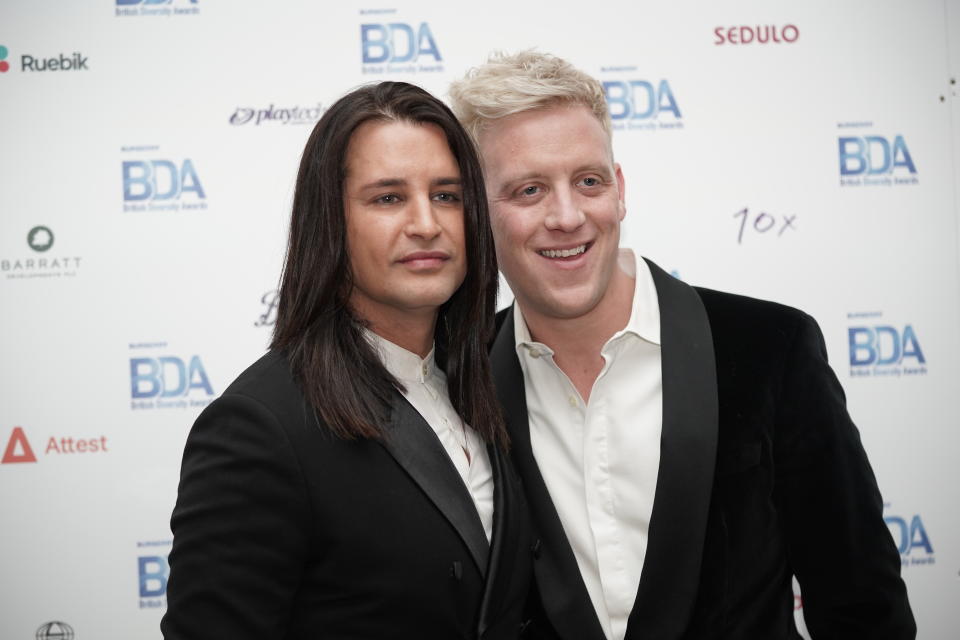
544, 187, 585, 232
404, 195, 442, 240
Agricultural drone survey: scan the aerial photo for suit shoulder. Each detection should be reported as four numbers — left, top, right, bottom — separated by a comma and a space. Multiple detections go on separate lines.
693, 286, 817, 350
218, 350, 304, 413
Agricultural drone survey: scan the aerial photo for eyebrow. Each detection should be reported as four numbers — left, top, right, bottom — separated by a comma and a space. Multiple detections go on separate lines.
358, 176, 462, 190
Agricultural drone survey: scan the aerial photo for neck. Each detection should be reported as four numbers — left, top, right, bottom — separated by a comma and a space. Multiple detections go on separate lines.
362, 311, 437, 359
520, 265, 634, 402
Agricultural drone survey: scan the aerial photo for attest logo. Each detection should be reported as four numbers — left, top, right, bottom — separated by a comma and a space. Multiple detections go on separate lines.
885, 506, 934, 566
137, 540, 172, 609
839, 134, 918, 186
360, 18, 443, 74
847, 312, 926, 378
1, 426, 109, 464
255, 289, 278, 327
121, 153, 207, 212
117, 0, 200, 17
1, 226, 81, 280
36, 621, 75, 640
714, 24, 799, 45
603, 79, 682, 131
0, 45, 9, 73
229, 103, 324, 126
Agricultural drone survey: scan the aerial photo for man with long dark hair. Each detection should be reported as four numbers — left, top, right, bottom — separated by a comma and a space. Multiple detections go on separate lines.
161, 82, 532, 639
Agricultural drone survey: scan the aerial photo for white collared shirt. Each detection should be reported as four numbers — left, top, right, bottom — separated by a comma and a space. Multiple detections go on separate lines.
514, 249, 662, 640
365, 330, 494, 542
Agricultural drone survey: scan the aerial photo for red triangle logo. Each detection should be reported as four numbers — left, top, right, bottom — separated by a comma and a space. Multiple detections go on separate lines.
2, 427, 37, 464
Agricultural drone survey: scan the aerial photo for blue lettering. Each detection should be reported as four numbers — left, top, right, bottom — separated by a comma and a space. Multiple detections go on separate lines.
416, 22, 441, 61
603, 81, 631, 120
891, 135, 917, 174
885, 516, 909, 553
123, 161, 153, 201
187, 355, 214, 396
138, 556, 168, 598
839, 137, 866, 176
179, 159, 206, 199
848, 327, 876, 366
361, 24, 390, 63
908, 515, 933, 554
865, 136, 891, 175
388, 23, 416, 63
900, 325, 925, 364
656, 79, 682, 118
130, 358, 161, 398
150, 160, 179, 200
159, 356, 187, 398
874, 326, 900, 365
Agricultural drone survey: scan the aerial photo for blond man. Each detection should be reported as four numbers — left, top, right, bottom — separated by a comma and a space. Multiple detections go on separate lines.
450, 51, 914, 640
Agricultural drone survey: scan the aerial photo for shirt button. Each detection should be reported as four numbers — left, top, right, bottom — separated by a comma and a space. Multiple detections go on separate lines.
529, 348, 541, 358
568, 395, 578, 408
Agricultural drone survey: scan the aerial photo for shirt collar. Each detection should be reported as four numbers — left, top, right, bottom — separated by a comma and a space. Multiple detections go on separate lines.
364, 328, 435, 383
513, 248, 661, 349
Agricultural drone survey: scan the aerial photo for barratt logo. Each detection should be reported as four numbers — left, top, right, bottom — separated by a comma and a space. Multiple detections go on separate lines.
28, 226, 54, 252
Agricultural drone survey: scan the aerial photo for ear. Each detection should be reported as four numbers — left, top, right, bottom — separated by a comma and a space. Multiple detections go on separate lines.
614, 163, 626, 221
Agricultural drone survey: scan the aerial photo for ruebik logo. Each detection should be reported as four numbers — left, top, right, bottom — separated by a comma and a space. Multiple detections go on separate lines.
2, 426, 37, 464
28, 226, 54, 252
36, 621, 75, 640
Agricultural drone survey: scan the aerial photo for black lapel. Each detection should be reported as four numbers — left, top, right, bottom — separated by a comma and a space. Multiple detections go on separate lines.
490, 313, 607, 640
624, 259, 719, 639
476, 444, 517, 638
379, 393, 490, 575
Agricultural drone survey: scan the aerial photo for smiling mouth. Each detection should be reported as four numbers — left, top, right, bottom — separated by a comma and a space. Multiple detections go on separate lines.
538, 244, 588, 259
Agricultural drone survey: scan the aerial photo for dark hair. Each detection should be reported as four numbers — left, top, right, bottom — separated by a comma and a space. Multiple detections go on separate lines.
271, 81, 506, 447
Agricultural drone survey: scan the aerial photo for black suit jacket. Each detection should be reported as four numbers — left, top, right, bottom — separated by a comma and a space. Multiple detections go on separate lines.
492, 259, 915, 639
161, 350, 532, 640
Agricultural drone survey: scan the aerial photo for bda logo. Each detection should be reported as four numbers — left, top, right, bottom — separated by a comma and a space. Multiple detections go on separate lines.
603, 80, 683, 131
360, 22, 441, 64
130, 355, 213, 399
839, 135, 918, 186
122, 159, 205, 201
848, 325, 924, 366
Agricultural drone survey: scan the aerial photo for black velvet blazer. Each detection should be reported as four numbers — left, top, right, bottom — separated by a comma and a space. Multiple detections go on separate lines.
161, 350, 532, 640
492, 259, 915, 640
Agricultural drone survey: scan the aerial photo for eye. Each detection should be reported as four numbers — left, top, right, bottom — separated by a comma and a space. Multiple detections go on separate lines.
374, 193, 401, 205
517, 185, 542, 198
578, 176, 601, 188
432, 191, 462, 203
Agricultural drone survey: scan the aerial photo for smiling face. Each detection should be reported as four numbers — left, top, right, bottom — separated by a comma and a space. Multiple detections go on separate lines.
343, 119, 467, 333
478, 104, 626, 325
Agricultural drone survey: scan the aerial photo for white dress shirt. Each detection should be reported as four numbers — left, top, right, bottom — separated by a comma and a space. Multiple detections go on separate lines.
365, 330, 494, 542
514, 249, 662, 640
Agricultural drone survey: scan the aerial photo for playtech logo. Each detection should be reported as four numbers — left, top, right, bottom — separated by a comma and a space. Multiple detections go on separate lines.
229, 103, 324, 126
255, 289, 278, 327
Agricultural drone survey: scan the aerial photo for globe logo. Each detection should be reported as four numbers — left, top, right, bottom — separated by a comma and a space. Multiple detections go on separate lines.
27, 225, 54, 252
36, 621, 75, 640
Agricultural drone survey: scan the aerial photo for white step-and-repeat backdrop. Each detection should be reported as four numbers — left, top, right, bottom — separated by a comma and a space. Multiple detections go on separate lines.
2, 1, 958, 638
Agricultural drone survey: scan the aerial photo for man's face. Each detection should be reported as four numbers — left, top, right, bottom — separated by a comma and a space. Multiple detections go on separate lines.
343, 120, 467, 329
478, 104, 625, 323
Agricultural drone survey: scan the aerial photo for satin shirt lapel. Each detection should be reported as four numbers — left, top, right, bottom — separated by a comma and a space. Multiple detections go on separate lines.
624, 259, 719, 639
491, 314, 608, 640
379, 393, 490, 576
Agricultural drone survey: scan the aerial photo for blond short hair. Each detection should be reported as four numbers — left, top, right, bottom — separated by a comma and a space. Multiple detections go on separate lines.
448, 50, 611, 145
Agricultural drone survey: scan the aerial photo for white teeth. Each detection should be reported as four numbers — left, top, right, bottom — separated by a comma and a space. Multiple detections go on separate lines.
539, 245, 587, 258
